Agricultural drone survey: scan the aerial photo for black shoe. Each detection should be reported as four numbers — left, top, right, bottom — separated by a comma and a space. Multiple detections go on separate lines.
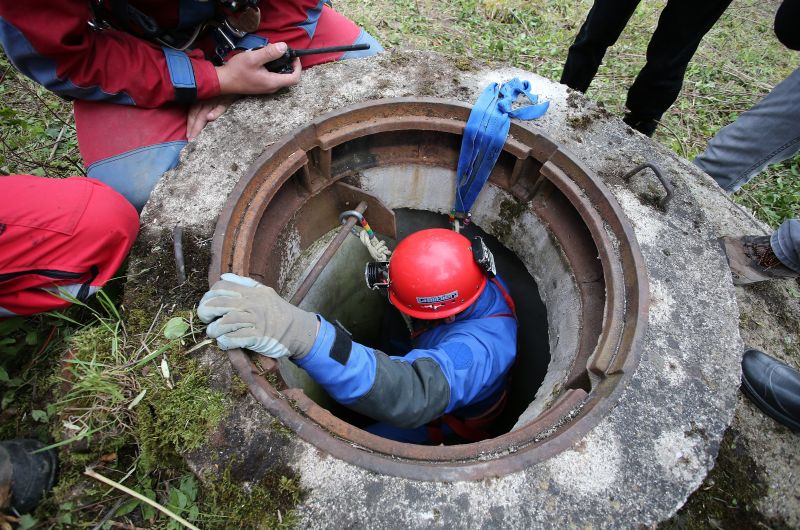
622, 113, 659, 137
741, 349, 800, 431
722, 235, 799, 285
0, 439, 58, 514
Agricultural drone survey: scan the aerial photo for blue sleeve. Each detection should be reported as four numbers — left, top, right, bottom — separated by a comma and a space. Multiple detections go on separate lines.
294, 314, 516, 428
295, 318, 450, 428
295, 318, 379, 405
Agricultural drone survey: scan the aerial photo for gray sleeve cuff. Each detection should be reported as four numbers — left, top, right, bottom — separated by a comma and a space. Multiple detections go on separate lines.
348, 352, 450, 429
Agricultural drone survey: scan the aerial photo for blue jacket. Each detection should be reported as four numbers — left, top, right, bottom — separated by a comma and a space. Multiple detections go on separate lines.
295, 277, 517, 436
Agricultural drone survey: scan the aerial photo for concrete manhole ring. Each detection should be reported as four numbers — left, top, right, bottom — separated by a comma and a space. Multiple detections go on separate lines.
133, 51, 744, 528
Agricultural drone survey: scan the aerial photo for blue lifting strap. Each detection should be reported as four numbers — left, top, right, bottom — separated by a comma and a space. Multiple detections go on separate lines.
454, 78, 549, 217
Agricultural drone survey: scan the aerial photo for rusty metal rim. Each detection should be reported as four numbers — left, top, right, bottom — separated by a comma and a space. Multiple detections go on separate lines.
211, 98, 649, 481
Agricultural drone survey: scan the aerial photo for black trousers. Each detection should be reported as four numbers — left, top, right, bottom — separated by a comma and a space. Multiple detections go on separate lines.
560, 0, 732, 121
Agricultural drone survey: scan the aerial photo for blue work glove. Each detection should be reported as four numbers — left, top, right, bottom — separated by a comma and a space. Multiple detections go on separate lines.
197, 273, 318, 358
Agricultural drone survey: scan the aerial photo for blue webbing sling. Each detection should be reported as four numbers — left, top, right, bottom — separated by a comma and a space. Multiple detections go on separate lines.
454, 78, 550, 220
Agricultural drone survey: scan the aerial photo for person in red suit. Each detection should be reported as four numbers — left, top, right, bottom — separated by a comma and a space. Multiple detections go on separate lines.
0, 1, 382, 211
0, 1, 382, 317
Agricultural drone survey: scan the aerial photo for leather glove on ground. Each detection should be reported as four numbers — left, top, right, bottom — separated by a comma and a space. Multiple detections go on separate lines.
197, 273, 318, 358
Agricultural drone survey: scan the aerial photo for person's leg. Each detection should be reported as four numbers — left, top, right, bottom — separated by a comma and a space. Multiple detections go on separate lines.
256, 0, 383, 68
0, 176, 139, 317
75, 3, 382, 212
73, 1, 383, 212
694, 67, 800, 192
624, 0, 732, 131
772, 219, 800, 274
560, 0, 641, 93
74, 100, 188, 212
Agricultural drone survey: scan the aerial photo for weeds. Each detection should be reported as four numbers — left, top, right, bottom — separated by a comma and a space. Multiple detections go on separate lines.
44, 291, 204, 456
0, 314, 74, 442
0, 286, 235, 528
0, 54, 82, 178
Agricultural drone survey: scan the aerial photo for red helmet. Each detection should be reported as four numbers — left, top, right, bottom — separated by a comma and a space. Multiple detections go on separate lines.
387, 228, 487, 319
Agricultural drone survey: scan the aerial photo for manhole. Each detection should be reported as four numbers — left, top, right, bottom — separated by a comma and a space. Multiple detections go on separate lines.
210, 98, 648, 481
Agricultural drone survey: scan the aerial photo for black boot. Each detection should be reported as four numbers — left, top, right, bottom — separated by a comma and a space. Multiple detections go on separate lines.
622, 113, 659, 137
0, 439, 58, 514
741, 349, 800, 431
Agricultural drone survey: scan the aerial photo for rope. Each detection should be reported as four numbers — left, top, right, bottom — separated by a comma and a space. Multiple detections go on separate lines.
341, 210, 392, 261
359, 228, 391, 261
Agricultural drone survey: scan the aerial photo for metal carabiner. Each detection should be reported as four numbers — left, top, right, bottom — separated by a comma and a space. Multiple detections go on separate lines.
339, 210, 365, 236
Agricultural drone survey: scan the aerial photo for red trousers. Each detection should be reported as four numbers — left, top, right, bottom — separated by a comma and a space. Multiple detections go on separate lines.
0, 176, 139, 317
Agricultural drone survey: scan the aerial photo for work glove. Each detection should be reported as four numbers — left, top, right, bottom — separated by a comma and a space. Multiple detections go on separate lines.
197, 273, 318, 358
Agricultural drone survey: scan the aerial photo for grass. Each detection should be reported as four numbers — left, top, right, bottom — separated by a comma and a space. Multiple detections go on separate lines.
0, 289, 208, 527
0, 286, 301, 528
0, 0, 798, 527
0, 54, 81, 178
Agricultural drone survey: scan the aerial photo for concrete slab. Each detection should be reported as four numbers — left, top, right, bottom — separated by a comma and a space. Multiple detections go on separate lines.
127, 50, 799, 528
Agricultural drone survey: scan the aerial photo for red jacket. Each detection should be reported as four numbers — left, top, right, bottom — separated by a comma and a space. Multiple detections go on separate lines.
0, 0, 342, 108
0, 1, 225, 107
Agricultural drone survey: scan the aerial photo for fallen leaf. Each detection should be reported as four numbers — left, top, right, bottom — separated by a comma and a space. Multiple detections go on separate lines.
128, 389, 147, 410
163, 317, 189, 339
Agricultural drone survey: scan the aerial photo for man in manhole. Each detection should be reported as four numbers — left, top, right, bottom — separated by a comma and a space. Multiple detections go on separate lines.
199, 228, 519, 444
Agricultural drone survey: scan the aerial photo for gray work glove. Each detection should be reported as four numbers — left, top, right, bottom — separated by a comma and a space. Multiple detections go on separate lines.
197, 273, 318, 358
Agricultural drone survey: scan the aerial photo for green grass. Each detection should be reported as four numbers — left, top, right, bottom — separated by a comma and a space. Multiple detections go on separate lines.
737, 156, 800, 227
0, 54, 81, 178
0, 283, 301, 528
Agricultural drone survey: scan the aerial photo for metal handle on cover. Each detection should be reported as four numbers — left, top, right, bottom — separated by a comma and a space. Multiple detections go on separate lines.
622, 162, 674, 210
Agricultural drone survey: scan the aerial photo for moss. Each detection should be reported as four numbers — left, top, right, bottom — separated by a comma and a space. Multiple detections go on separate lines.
270, 417, 295, 440
69, 324, 115, 358
566, 89, 581, 109
490, 197, 528, 242
567, 113, 593, 130
662, 428, 786, 530
137, 361, 226, 471
265, 371, 281, 388
231, 376, 250, 399
127, 307, 155, 336
200, 466, 306, 529
454, 56, 477, 71
389, 53, 410, 66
